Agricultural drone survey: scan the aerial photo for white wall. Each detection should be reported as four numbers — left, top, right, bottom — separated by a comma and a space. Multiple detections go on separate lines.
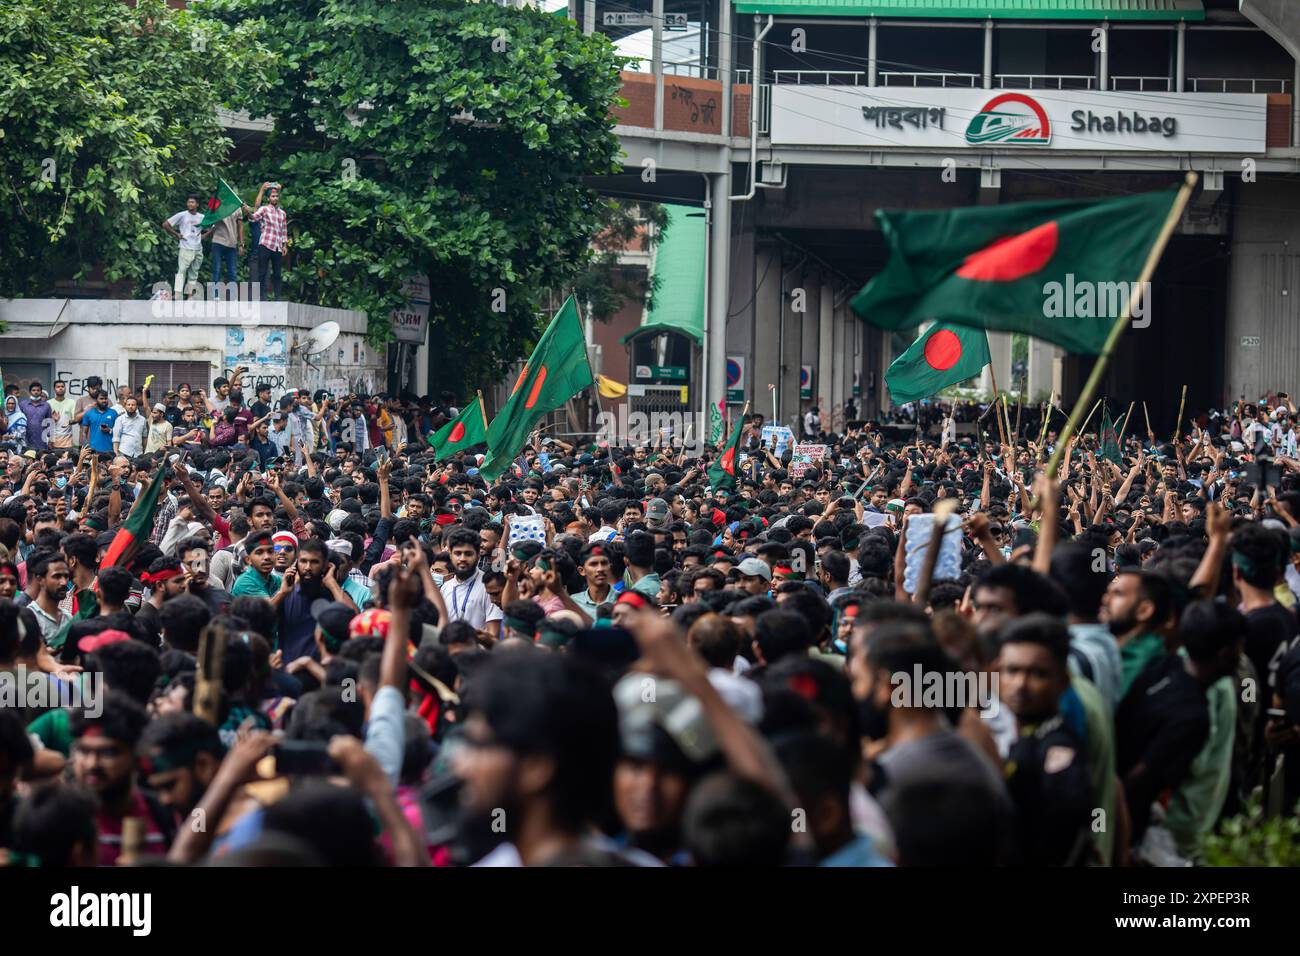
0, 299, 385, 401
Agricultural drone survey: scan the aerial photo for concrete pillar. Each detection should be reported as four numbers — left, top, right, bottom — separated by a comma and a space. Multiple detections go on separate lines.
1099, 21, 1109, 91
719, 0, 733, 135
1175, 20, 1185, 92
1027, 338, 1060, 403
831, 293, 847, 425
867, 17, 878, 86
707, 168, 732, 422
982, 331, 1013, 398
817, 282, 834, 422
754, 244, 783, 423
982, 20, 993, 89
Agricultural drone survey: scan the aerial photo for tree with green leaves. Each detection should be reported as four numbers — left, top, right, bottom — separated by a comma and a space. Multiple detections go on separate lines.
0, 0, 269, 297
196, 0, 627, 390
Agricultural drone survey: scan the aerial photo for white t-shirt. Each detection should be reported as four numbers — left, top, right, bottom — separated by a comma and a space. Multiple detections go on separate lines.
439, 569, 503, 631
167, 210, 205, 251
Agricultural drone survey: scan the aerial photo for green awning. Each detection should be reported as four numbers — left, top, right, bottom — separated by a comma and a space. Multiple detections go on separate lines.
622, 203, 706, 345
732, 0, 1204, 20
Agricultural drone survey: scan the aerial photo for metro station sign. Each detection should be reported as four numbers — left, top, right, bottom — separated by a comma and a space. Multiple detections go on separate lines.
770, 86, 1266, 154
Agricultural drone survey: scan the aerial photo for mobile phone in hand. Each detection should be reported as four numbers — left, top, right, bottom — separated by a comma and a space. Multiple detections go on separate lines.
273, 741, 339, 775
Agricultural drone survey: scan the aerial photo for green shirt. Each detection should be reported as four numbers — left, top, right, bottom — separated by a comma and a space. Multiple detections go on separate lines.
626, 572, 661, 599
1165, 667, 1236, 860
1119, 632, 1165, 698
231, 566, 282, 600
28, 708, 72, 756
570, 586, 613, 621
1071, 674, 1116, 867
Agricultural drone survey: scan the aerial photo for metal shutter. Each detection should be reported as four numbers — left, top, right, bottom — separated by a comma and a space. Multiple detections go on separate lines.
128, 360, 213, 396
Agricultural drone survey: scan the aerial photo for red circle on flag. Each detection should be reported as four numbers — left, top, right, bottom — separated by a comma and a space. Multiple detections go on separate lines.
449, 422, 465, 443
956, 220, 1059, 282
721, 447, 736, 474
924, 329, 962, 370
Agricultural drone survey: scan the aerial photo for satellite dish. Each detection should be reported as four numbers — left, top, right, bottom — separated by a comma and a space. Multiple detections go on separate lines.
304, 321, 340, 356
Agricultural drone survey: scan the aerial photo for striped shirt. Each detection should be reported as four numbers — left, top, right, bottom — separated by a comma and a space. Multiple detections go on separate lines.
252, 203, 287, 253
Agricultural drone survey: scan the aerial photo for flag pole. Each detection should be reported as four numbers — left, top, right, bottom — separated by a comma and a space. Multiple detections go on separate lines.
1078, 397, 1104, 436
1042, 172, 1197, 483
476, 389, 489, 433
986, 361, 1009, 448
1172, 383, 1188, 444
1142, 400, 1154, 445
1117, 400, 1136, 444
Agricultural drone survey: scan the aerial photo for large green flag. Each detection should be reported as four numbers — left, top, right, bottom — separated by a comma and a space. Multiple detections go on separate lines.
886, 322, 990, 405
429, 395, 489, 462
850, 187, 1181, 355
201, 179, 244, 227
708, 412, 745, 491
480, 296, 594, 481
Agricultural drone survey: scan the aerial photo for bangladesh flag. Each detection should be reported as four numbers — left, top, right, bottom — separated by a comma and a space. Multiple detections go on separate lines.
48, 466, 165, 651
479, 296, 594, 481
1099, 405, 1123, 465
886, 322, 990, 405
102, 464, 167, 569
200, 179, 244, 227
850, 187, 1182, 355
708, 412, 745, 491
429, 394, 488, 462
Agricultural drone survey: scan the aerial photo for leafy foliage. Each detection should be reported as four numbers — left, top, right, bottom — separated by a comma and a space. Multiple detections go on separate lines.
1200, 792, 1300, 866
196, 0, 627, 388
572, 199, 665, 323
0, 0, 270, 296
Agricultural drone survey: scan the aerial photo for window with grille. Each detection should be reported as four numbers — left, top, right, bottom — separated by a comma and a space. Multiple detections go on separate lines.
128, 360, 214, 397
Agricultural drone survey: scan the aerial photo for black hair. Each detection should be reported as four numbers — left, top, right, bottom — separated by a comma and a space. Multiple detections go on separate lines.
88, 639, 161, 705
159, 594, 210, 654
70, 690, 148, 746
753, 608, 812, 665
260, 781, 382, 866
97, 566, 134, 608
996, 613, 1071, 672
1049, 540, 1112, 620
683, 772, 790, 867
466, 652, 619, 833
1180, 599, 1247, 664
13, 785, 98, 867
138, 712, 225, 766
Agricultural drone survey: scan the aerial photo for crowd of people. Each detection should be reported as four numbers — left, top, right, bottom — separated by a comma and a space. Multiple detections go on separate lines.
0, 371, 1298, 868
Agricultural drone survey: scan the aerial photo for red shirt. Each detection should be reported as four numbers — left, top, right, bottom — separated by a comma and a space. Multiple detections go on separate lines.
96, 788, 169, 866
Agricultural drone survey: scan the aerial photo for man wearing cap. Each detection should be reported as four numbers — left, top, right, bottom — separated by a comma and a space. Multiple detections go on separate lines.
644, 497, 670, 531
737, 557, 773, 596
145, 402, 174, 454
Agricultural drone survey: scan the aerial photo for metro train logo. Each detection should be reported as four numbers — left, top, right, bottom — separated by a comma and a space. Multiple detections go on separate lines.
965, 93, 1052, 146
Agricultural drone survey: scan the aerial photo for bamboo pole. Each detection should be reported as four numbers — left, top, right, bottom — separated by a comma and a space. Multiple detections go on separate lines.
1042, 173, 1198, 482
986, 362, 1009, 447
1142, 400, 1154, 443
1172, 383, 1188, 443
1116, 400, 1136, 444
1078, 397, 1104, 436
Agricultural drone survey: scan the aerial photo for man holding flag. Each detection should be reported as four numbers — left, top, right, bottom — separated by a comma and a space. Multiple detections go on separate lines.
203, 179, 245, 287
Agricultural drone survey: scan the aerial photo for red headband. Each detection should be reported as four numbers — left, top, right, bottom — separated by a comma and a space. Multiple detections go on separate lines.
142, 568, 183, 585
616, 590, 649, 609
